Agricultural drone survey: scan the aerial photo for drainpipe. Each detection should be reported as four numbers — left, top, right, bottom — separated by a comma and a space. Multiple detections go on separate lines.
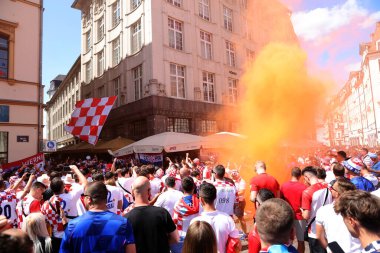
38, 0, 44, 152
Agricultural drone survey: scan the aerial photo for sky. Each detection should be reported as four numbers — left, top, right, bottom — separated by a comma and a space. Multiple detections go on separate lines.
42, 0, 81, 102
282, 0, 380, 88
42, 0, 380, 102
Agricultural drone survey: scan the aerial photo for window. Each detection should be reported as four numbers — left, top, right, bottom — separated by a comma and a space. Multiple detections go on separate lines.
0, 36, 9, 79
112, 36, 121, 67
0, 105, 9, 122
85, 30, 91, 52
201, 120, 217, 133
167, 118, 190, 133
167, 0, 182, 7
97, 50, 104, 76
226, 41, 235, 67
76, 90, 79, 101
241, 0, 247, 8
228, 78, 238, 104
85, 61, 92, 83
97, 16, 104, 42
133, 65, 143, 100
223, 6, 233, 32
199, 0, 210, 21
170, 63, 185, 98
202, 72, 215, 102
112, 0, 121, 28
200, 31, 212, 59
168, 18, 183, 50
96, 0, 104, 7
131, 19, 142, 53
131, 120, 147, 137
246, 49, 255, 62
131, 0, 141, 10
114, 76, 120, 106
98, 85, 105, 97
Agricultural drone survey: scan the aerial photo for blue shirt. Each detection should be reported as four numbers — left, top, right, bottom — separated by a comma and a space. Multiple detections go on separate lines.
260, 244, 299, 253
372, 161, 380, 172
60, 211, 135, 253
183, 195, 193, 206
351, 177, 375, 192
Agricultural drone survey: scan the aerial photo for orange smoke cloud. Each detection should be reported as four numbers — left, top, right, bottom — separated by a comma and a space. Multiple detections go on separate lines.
216, 43, 330, 213
217, 43, 330, 186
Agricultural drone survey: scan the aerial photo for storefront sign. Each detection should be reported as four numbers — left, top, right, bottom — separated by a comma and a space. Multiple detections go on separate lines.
17, 136, 29, 142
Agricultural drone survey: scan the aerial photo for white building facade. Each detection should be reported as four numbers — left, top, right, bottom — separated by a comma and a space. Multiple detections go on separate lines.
327, 22, 380, 147
45, 57, 81, 148
71, 0, 297, 141
0, 0, 43, 163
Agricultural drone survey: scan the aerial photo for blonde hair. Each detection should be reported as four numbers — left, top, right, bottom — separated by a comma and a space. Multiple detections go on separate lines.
22, 213, 52, 253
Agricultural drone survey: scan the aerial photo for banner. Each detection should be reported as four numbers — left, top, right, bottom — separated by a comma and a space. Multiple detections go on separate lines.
2, 153, 45, 171
137, 153, 163, 166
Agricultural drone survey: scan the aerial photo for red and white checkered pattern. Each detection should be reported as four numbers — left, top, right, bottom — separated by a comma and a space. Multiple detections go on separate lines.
41, 196, 65, 237
0, 190, 18, 228
64, 96, 117, 145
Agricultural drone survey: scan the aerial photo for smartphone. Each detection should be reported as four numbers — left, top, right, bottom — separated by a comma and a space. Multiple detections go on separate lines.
328, 241, 345, 253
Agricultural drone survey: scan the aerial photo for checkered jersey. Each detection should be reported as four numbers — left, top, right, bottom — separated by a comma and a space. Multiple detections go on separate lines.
363, 240, 380, 253
16, 195, 43, 229
0, 190, 18, 228
213, 180, 238, 215
122, 203, 135, 215
41, 195, 65, 238
60, 211, 135, 253
64, 96, 117, 145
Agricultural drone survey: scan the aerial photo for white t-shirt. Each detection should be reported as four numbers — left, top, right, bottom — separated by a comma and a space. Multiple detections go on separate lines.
59, 184, 84, 217
233, 178, 246, 202
154, 189, 183, 215
118, 177, 134, 193
363, 174, 378, 187
150, 178, 164, 197
316, 203, 361, 253
191, 210, 239, 253
372, 189, 380, 198
325, 171, 336, 184
213, 180, 237, 215
105, 185, 123, 213
0, 190, 18, 227
117, 177, 134, 202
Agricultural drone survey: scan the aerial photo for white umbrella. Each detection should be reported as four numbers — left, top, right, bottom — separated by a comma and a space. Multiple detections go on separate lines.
114, 132, 203, 157
201, 132, 246, 149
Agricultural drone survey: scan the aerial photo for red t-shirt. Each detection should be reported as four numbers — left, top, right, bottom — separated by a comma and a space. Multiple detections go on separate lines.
29, 199, 43, 213
248, 226, 261, 253
301, 182, 328, 211
280, 181, 307, 220
250, 173, 280, 196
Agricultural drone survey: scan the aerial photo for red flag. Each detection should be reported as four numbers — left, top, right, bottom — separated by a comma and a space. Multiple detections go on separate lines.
64, 96, 117, 145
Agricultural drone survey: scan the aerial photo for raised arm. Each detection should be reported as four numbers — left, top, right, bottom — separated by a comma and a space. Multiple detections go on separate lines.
18, 174, 36, 199
111, 158, 117, 173
69, 165, 88, 187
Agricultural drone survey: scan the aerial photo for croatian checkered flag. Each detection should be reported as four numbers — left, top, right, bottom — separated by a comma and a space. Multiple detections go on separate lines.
64, 96, 117, 145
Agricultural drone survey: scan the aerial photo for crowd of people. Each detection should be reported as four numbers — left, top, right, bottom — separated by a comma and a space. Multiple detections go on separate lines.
0, 147, 379, 253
